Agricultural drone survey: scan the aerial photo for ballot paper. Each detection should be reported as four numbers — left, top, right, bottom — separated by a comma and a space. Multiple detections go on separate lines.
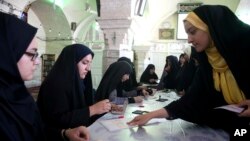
99, 118, 167, 132
214, 105, 245, 113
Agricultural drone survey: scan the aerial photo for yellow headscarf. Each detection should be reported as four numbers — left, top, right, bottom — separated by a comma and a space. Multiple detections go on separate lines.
185, 12, 246, 104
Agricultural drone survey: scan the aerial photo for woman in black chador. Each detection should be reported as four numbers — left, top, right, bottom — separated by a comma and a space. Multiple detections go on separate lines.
0, 12, 90, 141
157, 55, 180, 90
0, 11, 44, 141
37, 44, 111, 140
140, 64, 158, 84
95, 61, 143, 104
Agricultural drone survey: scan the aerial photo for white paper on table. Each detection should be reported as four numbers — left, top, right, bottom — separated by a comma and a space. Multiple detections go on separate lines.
99, 118, 167, 132
214, 105, 245, 113
99, 118, 132, 132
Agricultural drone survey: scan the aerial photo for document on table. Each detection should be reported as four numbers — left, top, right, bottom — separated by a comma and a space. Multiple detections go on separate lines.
214, 105, 245, 113
99, 118, 167, 132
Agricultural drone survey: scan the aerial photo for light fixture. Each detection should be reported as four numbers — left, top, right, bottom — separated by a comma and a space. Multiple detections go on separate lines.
135, 0, 147, 16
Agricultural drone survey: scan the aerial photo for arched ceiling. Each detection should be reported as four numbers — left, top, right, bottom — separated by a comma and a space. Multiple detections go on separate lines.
2, 0, 242, 45
31, 0, 71, 40
30, 0, 97, 41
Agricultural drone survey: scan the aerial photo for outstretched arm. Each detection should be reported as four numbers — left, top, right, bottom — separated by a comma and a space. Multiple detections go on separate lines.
127, 108, 169, 126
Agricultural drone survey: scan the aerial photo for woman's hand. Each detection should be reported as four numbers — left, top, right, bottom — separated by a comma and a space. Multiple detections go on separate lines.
238, 100, 250, 117
141, 89, 149, 96
127, 108, 169, 126
127, 113, 152, 126
149, 79, 156, 83
134, 96, 143, 103
111, 103, 123, 112
65, 126, 90, 141
89, 99, 111, 116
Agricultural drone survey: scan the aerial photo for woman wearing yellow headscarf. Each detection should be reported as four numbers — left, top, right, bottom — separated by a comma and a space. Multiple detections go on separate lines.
128, 5, 250, 141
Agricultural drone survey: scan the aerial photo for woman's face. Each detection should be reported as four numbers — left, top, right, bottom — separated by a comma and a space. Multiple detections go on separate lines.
17, 38, 40, 81
165, 60, 171, 72
179, 56, 186, 64
121, 74, 130, 82
149, 68, 155, 74
77, 54, 93, 79
184, 21, 210, 52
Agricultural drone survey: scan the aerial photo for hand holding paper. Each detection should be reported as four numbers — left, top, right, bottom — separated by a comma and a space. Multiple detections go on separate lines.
237, 100, 250, 117
214, 104, 245, 113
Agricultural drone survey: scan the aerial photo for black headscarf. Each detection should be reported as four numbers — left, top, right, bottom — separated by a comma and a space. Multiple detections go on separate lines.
95, 61, 132, 101
175, 47, 198, 92
140, 64, 158, 84
0, 12, 44, 141
165, 5, 250, 139
163, 55, 180, 89
192, 5, 250, 98
117, 57, 139, 91
37, 44, 95, 129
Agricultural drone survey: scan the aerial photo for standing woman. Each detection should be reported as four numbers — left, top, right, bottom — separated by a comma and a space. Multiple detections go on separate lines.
128, 5, 250, 140
0, 12, 90, 141
37, 44, 111, 139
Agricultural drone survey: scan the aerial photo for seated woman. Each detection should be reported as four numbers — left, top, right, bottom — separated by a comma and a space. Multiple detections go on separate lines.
117, 57, 149, 97
95, 61, 143, 106
140, 64, 158, 84
37, 44, 111, 138
0, 12, 89, 141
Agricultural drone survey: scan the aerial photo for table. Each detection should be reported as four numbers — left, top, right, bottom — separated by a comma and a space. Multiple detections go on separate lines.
88, 91, 229, 141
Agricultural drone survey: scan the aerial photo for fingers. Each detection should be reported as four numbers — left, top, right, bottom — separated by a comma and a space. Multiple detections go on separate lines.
66, 126, 90, 141
238, 109, 250, 117
101, 99, 111, 112
238, 100, 250, 107
238, 100, 250, 117
79, 126, 90, 141
134, 96, 143, 103
127, 121, 138, 126
127, 119, 138, 126
92, 99, 112, 114
142, 89, 149, 96
103, 99, 110, 103
127, 116, 141, 126
238, 101, 247, 107
72, 126, 90, 141
239, 108, 250, 117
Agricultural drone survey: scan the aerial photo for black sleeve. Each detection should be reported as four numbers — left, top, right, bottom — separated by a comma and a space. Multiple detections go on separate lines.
37, 87, 91, 129
44, 127, 63, 141
175, 62, 197, 92
128, 97, 135, 103
140, 72, 148, 83
164, 68, 226, 124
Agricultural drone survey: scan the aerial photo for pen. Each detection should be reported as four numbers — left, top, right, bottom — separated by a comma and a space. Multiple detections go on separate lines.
107, 115, 124, 120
